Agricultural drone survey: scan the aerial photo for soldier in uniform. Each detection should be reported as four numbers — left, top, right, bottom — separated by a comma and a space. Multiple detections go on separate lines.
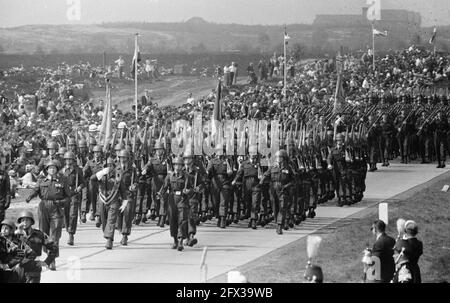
260, 150, 294, 235
142, 141, 170, 227
61, 151, 85, 246
207, 154, 234, 229
25, 159, 71, 270
91, 157, 131, 249
416, 111, 432, 164
0, 159, 10, 222
115, 149, 137, 246
366, 114, 381, 172
158, 156, 195, 251
380, 114, 394, 167
37, 141, 59, 174
433, 112, 449, 168
327, 134, 350, 206
232, 145, 261, 229
183, 152, 205, 246
82, 145, 103, 226
16, 211, 58, 283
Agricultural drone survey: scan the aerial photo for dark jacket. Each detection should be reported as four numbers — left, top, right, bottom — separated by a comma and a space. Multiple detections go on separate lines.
372, 233, 396, 283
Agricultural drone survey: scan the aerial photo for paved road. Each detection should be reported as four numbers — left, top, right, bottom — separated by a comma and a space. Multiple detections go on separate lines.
39, 162, 449, 283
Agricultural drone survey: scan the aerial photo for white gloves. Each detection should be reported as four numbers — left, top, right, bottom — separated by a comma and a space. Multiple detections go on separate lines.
96, 167, 110, 180
119, 200, 128, 213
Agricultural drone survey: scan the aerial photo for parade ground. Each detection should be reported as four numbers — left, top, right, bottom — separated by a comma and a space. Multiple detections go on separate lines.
15, 161, 443, 283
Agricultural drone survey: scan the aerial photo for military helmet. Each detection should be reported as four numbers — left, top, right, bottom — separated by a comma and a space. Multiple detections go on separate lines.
0, 219, 16, 230
68, 138, 77, 146
88, 124, 98, 132
118, 122, 127, 129
274, 149, 288, 158
92, 145, 102, 153
118, 149, 130, 158
336, 133, 344, 141
114, 143, 124, 151
173, 156, 184, 165
154, 141, 165, 150
78, 140, 87, 148
89, 138, 97, 146
51, 130, 61, 137
63, 151, 76, 160
47, 141, 58, 150
17, 210, 35, 225
106, 157, 115, 165
58, 147, 67, 155
45, 159, 61, 170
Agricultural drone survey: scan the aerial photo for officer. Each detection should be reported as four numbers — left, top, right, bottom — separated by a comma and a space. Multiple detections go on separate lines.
142, 141, 170, 227
82, 145, 104, 225
433, 112, 449, 168
158, 156, 195, 251
16, 211, 58, 283
232, 145, 261, 229
0, 162, 10, 223
260, 149, 294, 235
91, 157, 131, 249
207, 153, 234, 229
380, 114, 394, 167
115, 149, 137, 246
25, 159, 71, 270
327, 134, 350, 206
61, 151, 85, 246
183, 151, 204, 246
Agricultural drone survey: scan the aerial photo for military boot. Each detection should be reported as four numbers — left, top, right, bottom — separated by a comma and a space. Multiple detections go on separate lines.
232, 214, 239, 224
120, 235, 128, 246
67, 233, 74, 246
105, 238, 113, 249
149, 209, 156, 221
251, 219, 257, 230
95, 216, 101, 228
89, 212, 95, 221
307, 207, 316, 218
177, 238, 184, 251
220, 216, 226, 229
276, 224, 283, 235
141, 214, 147, 224
171, 238, 178, 249
134, 214, 141, 225
48, 261, 56, 271
81, 212, 87, 223
159, 216, 166, 228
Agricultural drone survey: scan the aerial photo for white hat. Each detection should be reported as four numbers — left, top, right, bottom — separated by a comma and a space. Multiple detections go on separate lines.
227, 271, 248, 283
118, 122, 127, 129
252, 102, 258, 108
89, 124, 98, 132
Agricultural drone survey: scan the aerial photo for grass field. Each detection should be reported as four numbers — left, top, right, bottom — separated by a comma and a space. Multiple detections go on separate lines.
216, 171, 450, 283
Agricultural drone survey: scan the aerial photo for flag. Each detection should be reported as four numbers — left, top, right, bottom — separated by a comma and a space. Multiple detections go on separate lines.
213, 80, 222, 121
373, 29, 388, 37
333, 73, 346, 114
429, 27, 437, 44
284, 27, 290, 45
130, 41, 141, 78
98, 83, 113, 152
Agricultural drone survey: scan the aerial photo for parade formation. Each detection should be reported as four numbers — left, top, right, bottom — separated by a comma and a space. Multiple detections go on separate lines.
0, 41, 447, 283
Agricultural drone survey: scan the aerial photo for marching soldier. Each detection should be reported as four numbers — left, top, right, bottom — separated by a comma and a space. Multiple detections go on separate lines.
433, 111, 449, 168
416, 111, 432, 164
25, 159, 71, 270
380, 114, 394, 167
82, 145, 104, 226
61, 151, 85, 246
260, 150, 294, 235
158, 156, 195, 251
91, 157, 131, 249
115, 149, 137, 246
37, 141, 59, 174
142, 141, 170, 227
327, 134, 350, 206
207, 154, 234, 229
16, 211, 58, 283
232, 146, 261, 229
184, 152, 205, 246
0, 159, 10, 222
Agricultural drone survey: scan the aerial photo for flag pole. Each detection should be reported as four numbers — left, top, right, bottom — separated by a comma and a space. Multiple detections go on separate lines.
283, 25, 287, 103
135, 33, 139, 121
372, 21, 375, 72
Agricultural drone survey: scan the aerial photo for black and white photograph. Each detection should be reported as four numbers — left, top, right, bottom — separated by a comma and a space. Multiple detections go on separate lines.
0, 0, 449, 288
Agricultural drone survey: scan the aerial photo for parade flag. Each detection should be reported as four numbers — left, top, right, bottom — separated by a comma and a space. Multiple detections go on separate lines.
372, 29, 388, 37
284, 27, 290, 45
333, 73, 346, 114
213, 80, 222, 121
130, 41, 141, 78
429, 27, 437, 44
98, 83, 113, 152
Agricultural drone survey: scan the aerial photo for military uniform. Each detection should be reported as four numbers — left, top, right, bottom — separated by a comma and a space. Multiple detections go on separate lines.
184, 159, 205, 244
115, 161, 137, 244
0, 168, 10, 222
26, 164, 71, 259
82, 152, 104, 222
207, 156, 234, 228
144, 155, 170, 226
327, 140, 350, 206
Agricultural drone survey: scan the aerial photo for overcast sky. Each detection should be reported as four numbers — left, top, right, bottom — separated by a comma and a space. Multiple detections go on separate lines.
1, 0, 449, 28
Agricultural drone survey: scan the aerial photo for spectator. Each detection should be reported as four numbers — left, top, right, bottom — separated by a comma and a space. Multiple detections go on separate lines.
371, 219, 396, 283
